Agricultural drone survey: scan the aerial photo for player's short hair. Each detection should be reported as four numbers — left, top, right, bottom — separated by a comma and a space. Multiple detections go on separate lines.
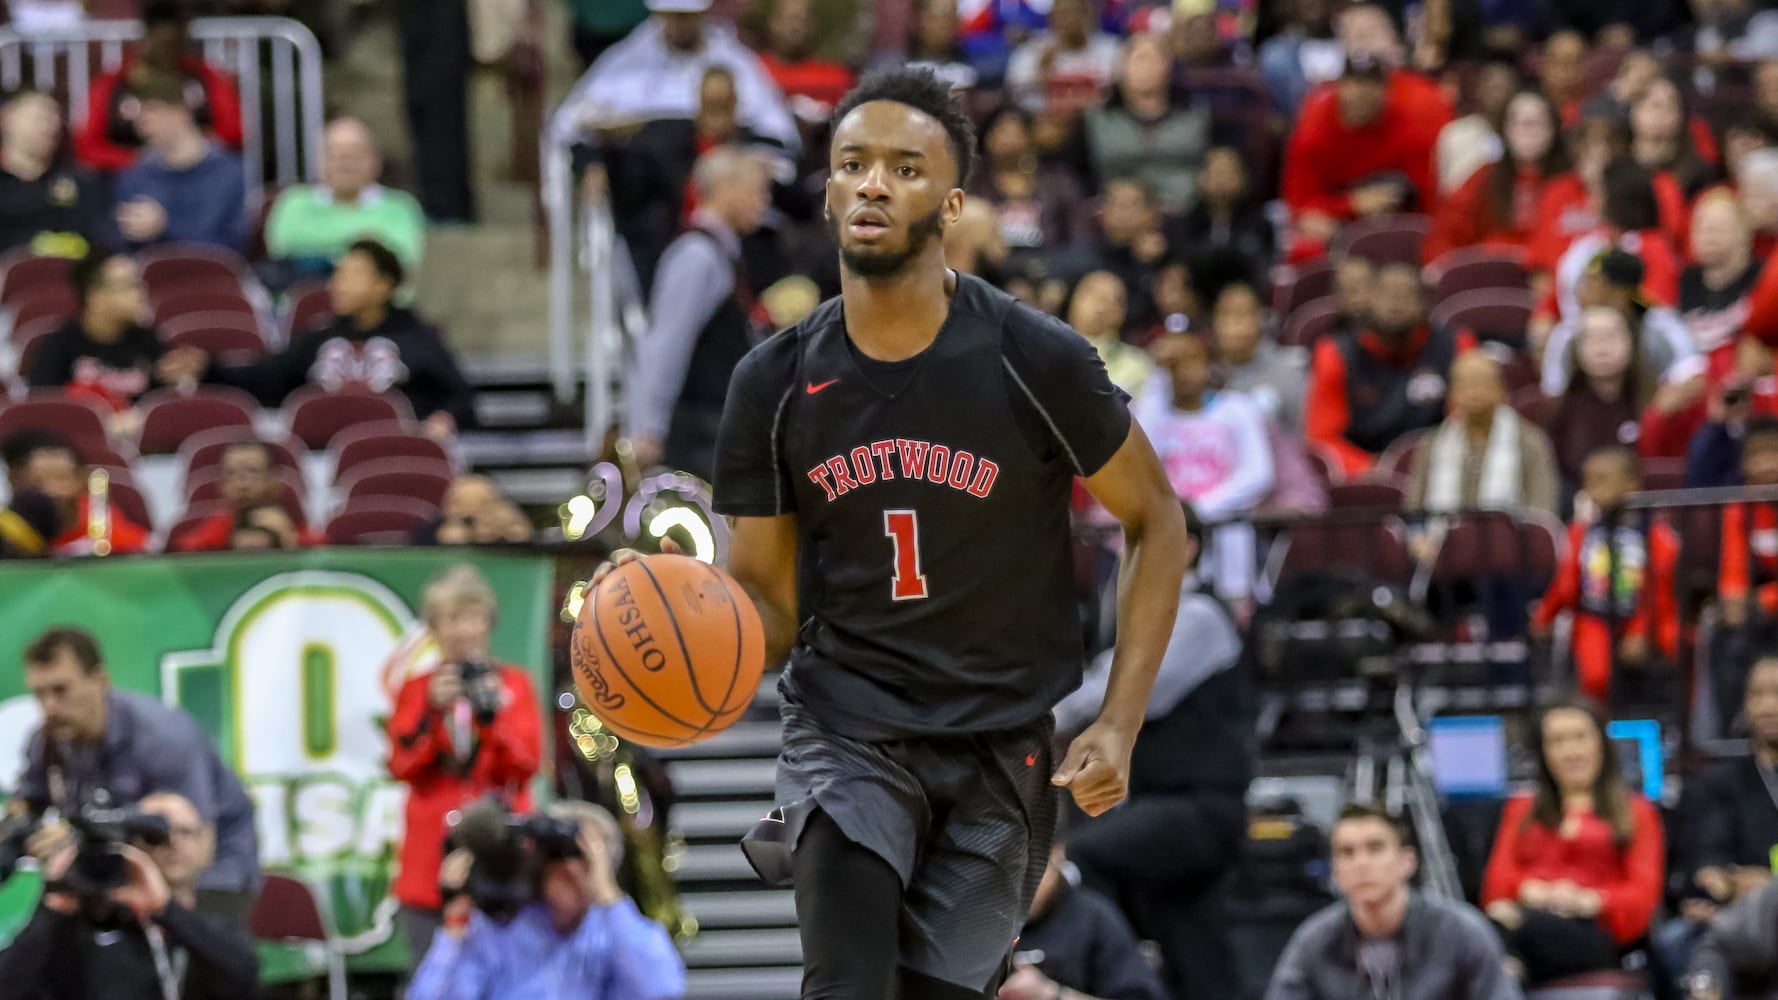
24, 626, 103, 673
346, 238, 404, 289
1333, 803, 1411, 847
831, 67, 976, 187
422, 564, 499, 627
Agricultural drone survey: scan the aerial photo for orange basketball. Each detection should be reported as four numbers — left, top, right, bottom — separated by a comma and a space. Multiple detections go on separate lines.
571, 554, 766, 748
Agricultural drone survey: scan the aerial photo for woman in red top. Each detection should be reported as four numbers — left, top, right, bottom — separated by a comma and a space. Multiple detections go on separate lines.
1482, 699, 1665, 986
1424, 89, 1568, 264
385, 565, 543, 969
1630, 75, 1716, 200
1528, 114, 1687, 290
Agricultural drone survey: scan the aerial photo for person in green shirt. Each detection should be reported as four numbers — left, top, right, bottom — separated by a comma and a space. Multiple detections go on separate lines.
574, 0, 649, 67
264, 116, 426, 277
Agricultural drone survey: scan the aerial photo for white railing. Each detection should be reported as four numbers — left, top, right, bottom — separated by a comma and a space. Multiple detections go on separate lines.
544, 115, 644, 455
0, 16, 326, 212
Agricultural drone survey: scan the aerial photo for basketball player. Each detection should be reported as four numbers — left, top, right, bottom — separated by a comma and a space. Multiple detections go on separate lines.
599, 68, 1189, 999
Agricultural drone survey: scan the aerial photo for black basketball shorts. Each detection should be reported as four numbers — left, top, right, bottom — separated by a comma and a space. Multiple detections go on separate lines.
741, 694, 1059, 991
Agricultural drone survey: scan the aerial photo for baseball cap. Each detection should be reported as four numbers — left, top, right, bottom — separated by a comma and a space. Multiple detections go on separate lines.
647, 0, 712, 11
1343, 50, 1388, 80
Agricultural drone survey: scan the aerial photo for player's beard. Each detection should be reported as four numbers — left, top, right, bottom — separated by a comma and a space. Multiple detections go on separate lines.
836, 205, 945, 280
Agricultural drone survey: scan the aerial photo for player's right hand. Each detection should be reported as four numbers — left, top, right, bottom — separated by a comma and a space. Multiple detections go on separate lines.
589, 539, 685, 587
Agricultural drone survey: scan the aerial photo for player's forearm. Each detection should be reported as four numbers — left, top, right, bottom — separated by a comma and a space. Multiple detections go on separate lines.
746, 585, 800, 668
1097, 505, 1189, 732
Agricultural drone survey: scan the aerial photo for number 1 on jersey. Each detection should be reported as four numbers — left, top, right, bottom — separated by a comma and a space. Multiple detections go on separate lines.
883, 509, 929, 601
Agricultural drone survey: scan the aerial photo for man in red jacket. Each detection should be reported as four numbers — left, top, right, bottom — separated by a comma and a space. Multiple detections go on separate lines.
1282, 49, 1453, 260
74, 1, 243, 173
387, 565, 543, 970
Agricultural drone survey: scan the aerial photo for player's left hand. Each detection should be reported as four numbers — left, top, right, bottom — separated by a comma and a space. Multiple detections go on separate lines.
589, 538, 685, 587
997, 963, 1061, 1000
1051, 720, 1134, 816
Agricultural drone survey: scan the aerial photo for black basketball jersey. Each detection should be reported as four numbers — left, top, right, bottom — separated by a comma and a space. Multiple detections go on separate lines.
713, 272, 1132, 740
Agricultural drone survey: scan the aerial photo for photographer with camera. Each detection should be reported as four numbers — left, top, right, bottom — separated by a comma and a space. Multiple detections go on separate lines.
407, 799, 684, 999
8, 627, 258, 905
0, 791, 258, 999
388, 565, 543, 968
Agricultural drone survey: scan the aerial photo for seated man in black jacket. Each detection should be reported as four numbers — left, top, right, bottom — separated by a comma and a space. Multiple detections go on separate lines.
1052, 502, 1253, 1000
0, 790, 259, 999
160, 237, 475, 440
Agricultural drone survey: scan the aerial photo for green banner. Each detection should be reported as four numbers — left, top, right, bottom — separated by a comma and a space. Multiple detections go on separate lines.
0, 550, 557, 972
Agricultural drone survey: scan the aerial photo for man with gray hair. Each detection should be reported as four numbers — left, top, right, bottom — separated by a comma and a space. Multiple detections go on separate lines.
626, 145, 773, 479
1727, 151, 1778, 347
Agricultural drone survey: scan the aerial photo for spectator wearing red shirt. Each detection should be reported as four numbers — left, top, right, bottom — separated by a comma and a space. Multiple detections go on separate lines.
753, 0, 857, 116
1424, 89, 1568, 264
169, 441, 319, 552
1630, 75, 1716, 200
1642, 336, 1778, 461
1282, 51, 1452, 261
73, 1, 242, 174
1306, 261, 1476, 476
1526, 115, 1686, 304
1482, 699, 1665, 986
387, 565, 543, 969
1716, 419, 1778, 626
1532, 447, 1679, 701
1540, 162, 1684, 339
0, 429, 149, 556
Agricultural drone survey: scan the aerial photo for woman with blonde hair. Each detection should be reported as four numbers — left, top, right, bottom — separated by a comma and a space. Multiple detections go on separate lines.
386, 563, 544, 970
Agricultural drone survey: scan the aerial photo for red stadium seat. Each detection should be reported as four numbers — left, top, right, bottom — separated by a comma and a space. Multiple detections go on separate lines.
283, 279, 334, 340
1303, 439, 1344, 486
1272, 516, 1414, 587
184, 469, 310, 527
179, 426, 306, 480
1426, 248, 1528, 303
248, 873, 348, 1000
325, 496, 438, 545
9, 287, 80, 331
1426, 511, 1564, 593
1332, 214, 1431, 265
92, 474, 151, 531
166, 324, 268, 361
331, 422, 454, 481
1377, 428, 1429, 480
0, 251, 73, 305
139, 244, 252, 295
285, 388, 414, 450
0, 392, 111, 443
76, 438, 139, 470
1641, 457, 1685, 492
1327, 476, 1407, 511
1271, 259, 1335, 317
152, 289, 259, 327
11, 314, 66, 377
136, 388, 259, 455
339, 459, 454, 507
1280, 296, 1340, 348
1431, 289, 1535, 345
1511, 386, 1560, 430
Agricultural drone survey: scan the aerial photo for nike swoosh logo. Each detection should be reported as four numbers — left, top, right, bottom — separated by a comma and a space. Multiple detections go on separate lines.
805, 379, 840, 395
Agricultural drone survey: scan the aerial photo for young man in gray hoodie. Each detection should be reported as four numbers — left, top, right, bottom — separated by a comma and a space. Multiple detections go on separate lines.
1267, 804, 1523, 1000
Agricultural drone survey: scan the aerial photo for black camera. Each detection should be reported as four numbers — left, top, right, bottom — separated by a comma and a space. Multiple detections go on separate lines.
1723, 384, 1751, 409
62, 803, 171, 898
457, 659, 503, 724
450, 799, 583, 923
0, 798, 170, 926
